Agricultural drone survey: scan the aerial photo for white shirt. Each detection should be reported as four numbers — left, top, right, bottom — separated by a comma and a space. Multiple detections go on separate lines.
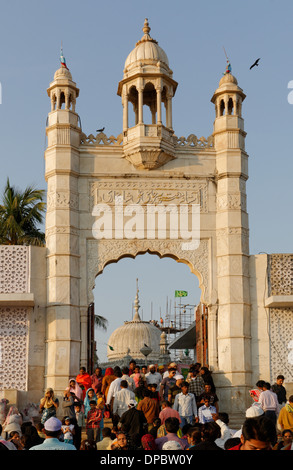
113, 388, 136, 416
145, 371, 162, 391
258, 390, 279, 413
121, 374, 136, 391
214, 419, 234, 449
106, 377, 122, 405
173, 392, 197, 417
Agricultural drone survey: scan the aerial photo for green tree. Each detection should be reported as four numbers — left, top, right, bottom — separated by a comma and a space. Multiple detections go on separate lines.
94, 314, 108, 331
0, 178, 46, 246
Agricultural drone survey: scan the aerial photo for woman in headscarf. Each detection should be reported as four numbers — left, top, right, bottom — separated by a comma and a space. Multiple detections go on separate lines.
76, 367, 92, 400
101, 368, 115, 402
64, 379, 83, 404
141, 433, 157, 450
39, 388, 59, 424
84, 388, 97, 418
91, 367, 103, 395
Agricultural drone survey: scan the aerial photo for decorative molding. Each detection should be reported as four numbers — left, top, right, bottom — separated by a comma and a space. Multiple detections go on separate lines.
80, 131, 214, 149
90, 178, 208, 213
47, 191, 79, 211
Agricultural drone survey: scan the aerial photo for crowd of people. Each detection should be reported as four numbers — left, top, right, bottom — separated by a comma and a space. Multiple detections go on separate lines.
0, 362, 292, 451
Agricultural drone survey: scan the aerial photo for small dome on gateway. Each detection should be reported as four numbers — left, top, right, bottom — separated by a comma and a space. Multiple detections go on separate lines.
219, 72, 238, 87
54, 66, 72, 81
124, 18, 169, 70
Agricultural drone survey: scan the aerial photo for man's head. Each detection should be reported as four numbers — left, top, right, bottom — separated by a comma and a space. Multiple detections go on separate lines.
120, 380, 128, 389
276, 375, 285, 385
43, 417, 62, 438
204, 383, 212, 393
161, 400, 171, 409
102, 427, 112, 439
240, 416, 277, 450
255, 380, 266, 390
149, 365, 156, 374
174, 374, 184, 386
282, 429, 293, 446
89, 400, 97, 410
128, 399, 137, 409
168, 369, 177, 378
164, 417, 180, 434
181, 381, 189, 394
117, 432, 128, 449
263, 382, 271, 391
204, 397, 211, 408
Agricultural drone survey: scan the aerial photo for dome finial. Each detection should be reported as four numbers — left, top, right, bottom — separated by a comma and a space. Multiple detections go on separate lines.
142, 18, 151, 36
133, 278, 141, 321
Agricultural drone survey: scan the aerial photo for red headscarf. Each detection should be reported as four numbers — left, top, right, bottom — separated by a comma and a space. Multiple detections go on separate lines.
141, 434, 157, 450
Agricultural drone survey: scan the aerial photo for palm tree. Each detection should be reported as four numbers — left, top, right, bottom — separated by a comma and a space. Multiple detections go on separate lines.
0, 178, 46, 246
94, 314, 108, 331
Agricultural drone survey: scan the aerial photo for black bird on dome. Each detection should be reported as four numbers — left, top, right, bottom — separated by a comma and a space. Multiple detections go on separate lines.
96, 127, 105, 133
250, 58, 260, 70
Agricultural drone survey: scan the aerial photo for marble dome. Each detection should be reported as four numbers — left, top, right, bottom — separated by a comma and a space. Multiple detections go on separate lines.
107, 282, 161, 363
54, 66, 73, 81
124, 18, 169, 70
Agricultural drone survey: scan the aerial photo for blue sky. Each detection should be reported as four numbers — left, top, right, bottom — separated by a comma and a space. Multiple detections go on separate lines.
1, 1, 292, 362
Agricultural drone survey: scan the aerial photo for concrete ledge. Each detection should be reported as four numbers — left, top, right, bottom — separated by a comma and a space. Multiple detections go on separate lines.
265, 295, 293, 308
0, 293, 34, 307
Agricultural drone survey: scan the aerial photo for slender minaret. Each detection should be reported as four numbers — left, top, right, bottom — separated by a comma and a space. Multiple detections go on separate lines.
44, 49, 81, 392
211, 64, 251, 412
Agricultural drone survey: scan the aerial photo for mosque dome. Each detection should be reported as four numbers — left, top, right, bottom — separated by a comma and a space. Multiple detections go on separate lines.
54, 66, 73, 81
124, 19, 170, 73
107, 281, 162, 363
219, 72, 238, 87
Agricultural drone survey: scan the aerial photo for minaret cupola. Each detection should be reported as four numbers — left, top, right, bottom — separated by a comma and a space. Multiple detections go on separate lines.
117, 19, 178, 170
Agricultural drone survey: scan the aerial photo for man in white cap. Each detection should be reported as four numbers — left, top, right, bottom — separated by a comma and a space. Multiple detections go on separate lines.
232, 404, 264, 439
145, 365, 162, 391
163, 362, 177, 379
29, 417, 76, 450
118, 399, 147, 439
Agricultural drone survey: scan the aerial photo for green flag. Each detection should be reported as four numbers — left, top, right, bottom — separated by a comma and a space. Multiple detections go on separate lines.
175, 290, 188, 297
108, 345, 114, 351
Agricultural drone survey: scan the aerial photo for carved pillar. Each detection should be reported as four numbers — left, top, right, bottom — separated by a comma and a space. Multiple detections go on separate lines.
123, 89, 128, 131
138, 86, 143, 124
156, 86, 162, 124
207, 305, 218, 369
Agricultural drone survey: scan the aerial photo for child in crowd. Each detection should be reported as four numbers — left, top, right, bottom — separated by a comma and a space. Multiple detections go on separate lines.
86, 400, 102, 443
74, 402, 85, 450
61, 416, 75, 445
97, 391, 105, 440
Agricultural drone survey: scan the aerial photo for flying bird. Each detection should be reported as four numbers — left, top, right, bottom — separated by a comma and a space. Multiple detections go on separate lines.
96, 127, 105, 133
250, 58, 260, 70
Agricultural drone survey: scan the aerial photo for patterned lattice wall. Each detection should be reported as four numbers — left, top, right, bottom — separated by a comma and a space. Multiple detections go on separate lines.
270, 308, 293, 383
0, 307, 28, 390
268, 254, 293, 296
268, 254, 293, 382
0, 246, 29, 294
